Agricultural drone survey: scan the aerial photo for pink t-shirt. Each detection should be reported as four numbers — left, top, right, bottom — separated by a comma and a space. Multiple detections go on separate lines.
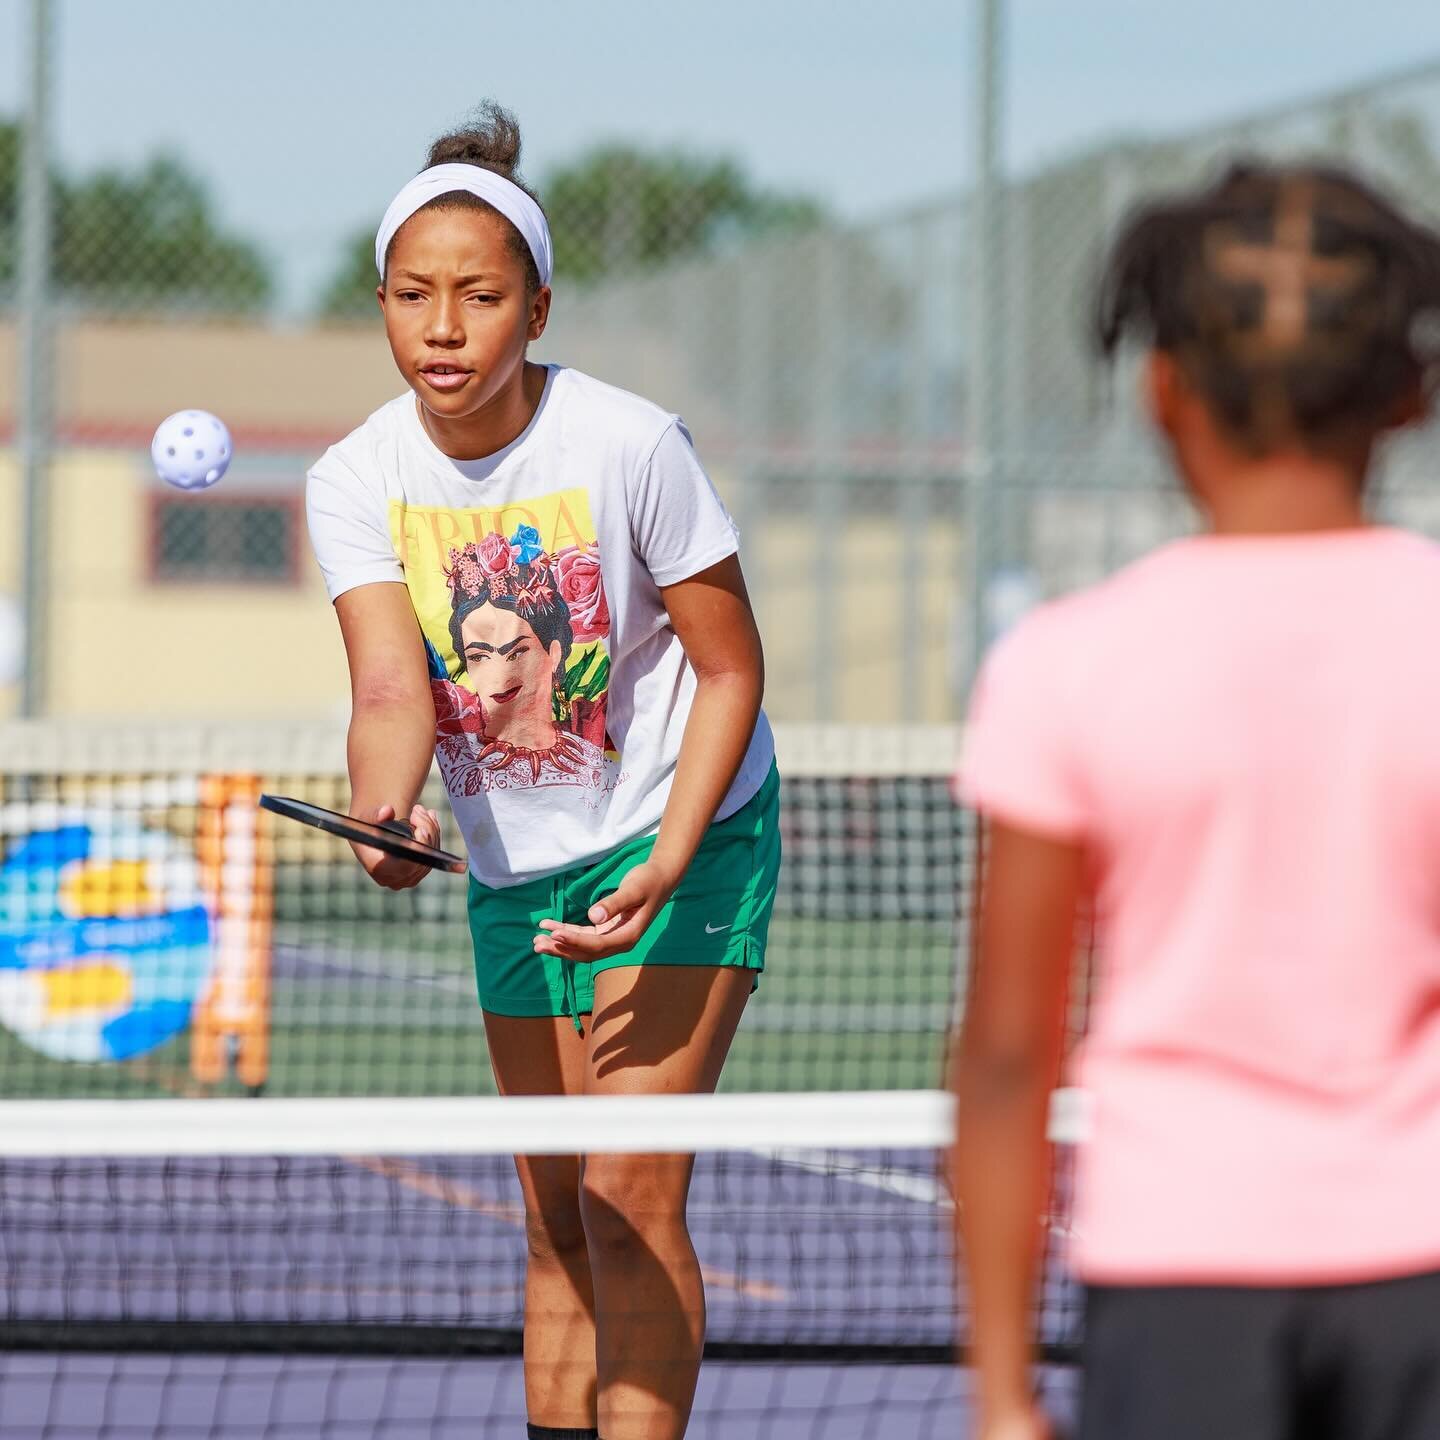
959, 528, 1440, 1285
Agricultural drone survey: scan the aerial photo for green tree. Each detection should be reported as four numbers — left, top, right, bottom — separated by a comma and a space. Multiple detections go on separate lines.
315, 228, 382, 323
0, 120, 272, 313
0, 122, 22, 290
318, 143, 823, 319
544, 144, 823, 282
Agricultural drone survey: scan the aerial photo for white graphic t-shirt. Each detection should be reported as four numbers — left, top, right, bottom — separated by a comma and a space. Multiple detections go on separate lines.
306, 365, 775, 887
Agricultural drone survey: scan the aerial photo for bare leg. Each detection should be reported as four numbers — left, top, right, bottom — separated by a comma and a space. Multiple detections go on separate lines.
483, 1011, 596, 1431
580, 965, 752, 1440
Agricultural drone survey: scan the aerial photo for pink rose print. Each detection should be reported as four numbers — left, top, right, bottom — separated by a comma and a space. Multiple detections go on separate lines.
552, 546, 610, 643
476, 531, 515, 579
431, 676, 486, 737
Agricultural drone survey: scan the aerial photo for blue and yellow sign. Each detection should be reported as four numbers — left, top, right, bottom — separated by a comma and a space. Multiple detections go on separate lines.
0, 822, 215, 1063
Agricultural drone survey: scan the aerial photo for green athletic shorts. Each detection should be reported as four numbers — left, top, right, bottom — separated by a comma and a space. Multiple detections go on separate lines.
467, 762, 780, 1024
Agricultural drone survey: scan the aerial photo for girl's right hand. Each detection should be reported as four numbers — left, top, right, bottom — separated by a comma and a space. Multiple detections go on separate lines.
978, 1407, 1053, 1440
351, 802, 445, 890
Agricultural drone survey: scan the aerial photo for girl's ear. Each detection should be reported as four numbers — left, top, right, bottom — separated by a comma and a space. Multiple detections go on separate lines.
1143, 349, 1193, 444
528, 286, 552, 342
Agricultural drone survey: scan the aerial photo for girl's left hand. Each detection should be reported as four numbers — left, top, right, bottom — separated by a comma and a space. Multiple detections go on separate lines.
533, 859, 678, 960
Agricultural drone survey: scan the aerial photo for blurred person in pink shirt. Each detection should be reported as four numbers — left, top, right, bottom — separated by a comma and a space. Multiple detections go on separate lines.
953, 160, 1440, 1440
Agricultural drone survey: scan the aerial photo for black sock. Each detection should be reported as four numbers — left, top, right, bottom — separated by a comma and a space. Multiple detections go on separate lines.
526, 1426, 599, 1440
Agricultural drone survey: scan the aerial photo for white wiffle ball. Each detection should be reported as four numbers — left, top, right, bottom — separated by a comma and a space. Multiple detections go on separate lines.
151, 410, 233, 491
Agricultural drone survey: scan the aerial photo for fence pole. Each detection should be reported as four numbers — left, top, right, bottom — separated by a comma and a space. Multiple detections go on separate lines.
18, 0, 55, 719
967, 0, 1006, 693
811, 230, 844, 722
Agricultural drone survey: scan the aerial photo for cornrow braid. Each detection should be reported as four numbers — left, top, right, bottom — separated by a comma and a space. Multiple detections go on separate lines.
1096, 160, 1440, 452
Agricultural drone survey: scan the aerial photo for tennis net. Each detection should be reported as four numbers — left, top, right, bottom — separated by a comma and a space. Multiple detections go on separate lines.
0, 1090, 1085, 1439
0, 722, 968, 1099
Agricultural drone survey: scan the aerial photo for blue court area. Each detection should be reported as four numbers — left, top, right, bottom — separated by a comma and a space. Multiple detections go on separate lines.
0, 1145, 1081, 1437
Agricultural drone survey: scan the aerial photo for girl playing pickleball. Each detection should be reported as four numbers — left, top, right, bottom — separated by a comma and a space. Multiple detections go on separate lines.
955, 160, 1440, 1440
306, 102, 778, 1440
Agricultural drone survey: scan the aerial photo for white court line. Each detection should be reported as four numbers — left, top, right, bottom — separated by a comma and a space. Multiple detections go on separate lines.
753, 1146, 950, 1207
752, 1086, 1088, 1207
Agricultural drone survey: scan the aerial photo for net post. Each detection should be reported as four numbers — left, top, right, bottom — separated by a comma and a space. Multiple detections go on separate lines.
191, 774, 273, 1093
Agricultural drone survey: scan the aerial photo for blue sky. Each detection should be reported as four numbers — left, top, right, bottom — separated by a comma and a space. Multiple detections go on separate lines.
4, 0, 1440, 312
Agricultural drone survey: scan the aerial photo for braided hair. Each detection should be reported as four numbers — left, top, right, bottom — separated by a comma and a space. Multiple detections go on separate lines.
1096, 160, 1440, 454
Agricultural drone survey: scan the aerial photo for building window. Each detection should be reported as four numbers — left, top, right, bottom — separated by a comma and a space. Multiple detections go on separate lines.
148, 493, 302, 585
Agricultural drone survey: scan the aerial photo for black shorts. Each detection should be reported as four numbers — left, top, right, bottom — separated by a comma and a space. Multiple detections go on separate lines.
1078, 1270, 1440, 1440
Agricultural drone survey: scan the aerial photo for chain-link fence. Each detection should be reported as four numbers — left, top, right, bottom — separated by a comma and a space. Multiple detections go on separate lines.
541, 58, 1440, 722
4, 35, 1440, 723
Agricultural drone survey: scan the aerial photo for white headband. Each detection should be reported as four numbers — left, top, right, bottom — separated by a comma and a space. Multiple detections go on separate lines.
374, 162, 554, 287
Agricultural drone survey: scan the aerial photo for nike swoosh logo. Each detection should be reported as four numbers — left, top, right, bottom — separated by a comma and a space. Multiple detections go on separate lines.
705, 922, 733, 934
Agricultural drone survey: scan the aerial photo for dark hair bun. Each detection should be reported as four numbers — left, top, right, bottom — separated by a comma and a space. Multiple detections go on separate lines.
403, 100, 544, 293
427, 101, 525, 184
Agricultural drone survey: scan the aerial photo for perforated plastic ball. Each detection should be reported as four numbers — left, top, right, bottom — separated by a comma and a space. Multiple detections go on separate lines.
151, 410, 233, 491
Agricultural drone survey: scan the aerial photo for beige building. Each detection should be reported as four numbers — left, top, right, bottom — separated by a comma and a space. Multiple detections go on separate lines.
0, 317, 968, 727
0, 319, 400, 724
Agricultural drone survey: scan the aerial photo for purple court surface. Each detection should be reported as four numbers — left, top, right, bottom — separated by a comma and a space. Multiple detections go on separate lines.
0, 1354, 1080, 1437
0, 1148, 1081, 1437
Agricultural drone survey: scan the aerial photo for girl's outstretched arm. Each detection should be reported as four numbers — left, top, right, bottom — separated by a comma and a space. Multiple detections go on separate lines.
952, 820, 1083, 1440
534, 553, 763, 959
335, 582, 449, 889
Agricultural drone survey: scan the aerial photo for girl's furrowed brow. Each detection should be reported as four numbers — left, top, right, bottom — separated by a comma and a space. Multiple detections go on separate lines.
395, 269, 501, 285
